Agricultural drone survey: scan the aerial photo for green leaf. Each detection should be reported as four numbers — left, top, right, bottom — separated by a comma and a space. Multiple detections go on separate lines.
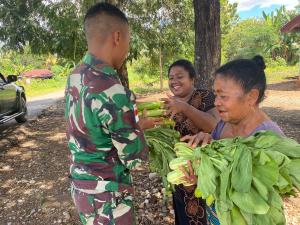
253, 161, 279, 187
230, 204, 247, 225
197, 152, 218, 198
267, 138, 300, 158
253, 176, 269, 201
276, 168, 293, 194
215, 200, 231, 225
286, 159, 300, 191
231, 145, 252, 192
268, 187, 283, 210
230, 187, 270, 214
265, 150, 291, 168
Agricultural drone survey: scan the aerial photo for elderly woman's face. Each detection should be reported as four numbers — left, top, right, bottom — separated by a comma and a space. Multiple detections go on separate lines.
168, 66, 194, 98
213, 75, 254, 123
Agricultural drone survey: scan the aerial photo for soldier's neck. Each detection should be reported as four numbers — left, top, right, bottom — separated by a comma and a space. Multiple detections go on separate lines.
88, 45, 114, 69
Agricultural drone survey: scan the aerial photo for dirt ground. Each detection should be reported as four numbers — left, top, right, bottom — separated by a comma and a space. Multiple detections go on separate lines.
0, 80, 300, 225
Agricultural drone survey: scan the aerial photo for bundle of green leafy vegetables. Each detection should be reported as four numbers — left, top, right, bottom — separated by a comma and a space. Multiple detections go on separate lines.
144, 126, 180, 192
167, 130, 300, 225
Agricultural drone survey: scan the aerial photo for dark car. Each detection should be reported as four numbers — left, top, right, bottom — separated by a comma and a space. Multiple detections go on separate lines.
0, 73, 27, 124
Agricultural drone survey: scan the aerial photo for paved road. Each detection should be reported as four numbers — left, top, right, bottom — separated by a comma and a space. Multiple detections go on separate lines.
27, 90, 65, 117
0, 90, 64, 133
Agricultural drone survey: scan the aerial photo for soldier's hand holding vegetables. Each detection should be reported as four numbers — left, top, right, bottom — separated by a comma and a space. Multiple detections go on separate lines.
138, 115, 164, 130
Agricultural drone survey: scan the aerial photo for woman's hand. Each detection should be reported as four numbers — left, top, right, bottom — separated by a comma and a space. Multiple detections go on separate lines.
180, 132, 212, 148
180, 160, 197, 186
161, 94, 189, 119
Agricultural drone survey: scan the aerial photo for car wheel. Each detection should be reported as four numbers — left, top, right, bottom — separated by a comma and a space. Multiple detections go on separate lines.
15, 96, 27, 123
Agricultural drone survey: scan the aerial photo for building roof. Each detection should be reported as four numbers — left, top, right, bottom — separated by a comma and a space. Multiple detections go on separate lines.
22, 69, 53, 79
281, 14, 300, 33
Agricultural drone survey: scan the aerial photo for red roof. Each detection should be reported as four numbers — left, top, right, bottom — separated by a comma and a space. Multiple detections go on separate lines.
281, 14, 300, 33
23, 69, 53, 78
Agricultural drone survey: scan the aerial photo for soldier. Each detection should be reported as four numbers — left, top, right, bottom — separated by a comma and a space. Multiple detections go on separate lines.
65, 3, 161, 225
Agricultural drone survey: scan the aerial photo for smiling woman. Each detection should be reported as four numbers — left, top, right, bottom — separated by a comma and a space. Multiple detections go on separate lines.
162, 59, 219, 225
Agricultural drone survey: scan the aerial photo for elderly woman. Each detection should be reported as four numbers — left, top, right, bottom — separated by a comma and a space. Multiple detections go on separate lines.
162, 59, 219, 225
181, 55, 284, 225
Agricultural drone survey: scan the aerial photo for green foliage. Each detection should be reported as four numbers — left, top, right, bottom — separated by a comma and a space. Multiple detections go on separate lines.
265, 65, 298, 83
222, 5, 300, 65
145, 126, 180, 192
0, 0, 46, 51
0, 0, 90, 61
128, 61, 169, 94
123, 0, 195, 79
263, 7, 300, 65
0, 46, 46, 75
19, 76, 67, 97
223, 19, 278, 60
220, 0, 239, 36
0, 45, 73, 97
168, 131, 300, 224
51, 63, 73, 77
265, 57, 287, 68
17, 62, 72, 97
0, 0, 298, 88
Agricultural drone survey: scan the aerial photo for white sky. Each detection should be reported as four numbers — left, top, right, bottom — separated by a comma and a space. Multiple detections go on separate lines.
229, 0, 299, 11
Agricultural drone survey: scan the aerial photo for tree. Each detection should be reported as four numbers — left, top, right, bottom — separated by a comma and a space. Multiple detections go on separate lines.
222, 6, 300, 64
220, 0, 239, 36
0, 0, 87, 61
263, 6, 300, 64
224, 19, 278, 60
123, 0, 194, 90
193, 0, 221, 89
0, 0, 47, 52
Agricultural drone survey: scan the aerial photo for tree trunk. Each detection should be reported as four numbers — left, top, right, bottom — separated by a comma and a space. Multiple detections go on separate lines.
159, 47, 163, 91
193, 0, 221, 90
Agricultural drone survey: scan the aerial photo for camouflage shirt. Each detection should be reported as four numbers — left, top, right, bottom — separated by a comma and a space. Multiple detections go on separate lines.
65, 53, 148, 194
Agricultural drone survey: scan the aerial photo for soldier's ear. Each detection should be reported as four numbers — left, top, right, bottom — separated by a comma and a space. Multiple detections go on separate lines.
112, 30, 121, 47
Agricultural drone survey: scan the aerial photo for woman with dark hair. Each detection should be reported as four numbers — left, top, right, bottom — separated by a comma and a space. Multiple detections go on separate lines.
162, 59, 219, 225
181, 55, 284, 224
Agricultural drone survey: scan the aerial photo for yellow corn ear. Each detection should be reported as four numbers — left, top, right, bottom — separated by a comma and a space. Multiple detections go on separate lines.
138, 109, 166, 117
137, 101, 164, 111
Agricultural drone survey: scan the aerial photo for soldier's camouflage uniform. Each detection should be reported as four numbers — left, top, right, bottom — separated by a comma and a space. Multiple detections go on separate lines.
65, 53, 148, 225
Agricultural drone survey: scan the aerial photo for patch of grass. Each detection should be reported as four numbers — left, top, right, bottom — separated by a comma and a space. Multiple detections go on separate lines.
128, 64, 169, 94
266, 65, 299, 84
18, 76, 67, 97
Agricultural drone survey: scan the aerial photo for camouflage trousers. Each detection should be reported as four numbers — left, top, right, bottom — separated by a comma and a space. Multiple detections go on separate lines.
71, 186, 136, 225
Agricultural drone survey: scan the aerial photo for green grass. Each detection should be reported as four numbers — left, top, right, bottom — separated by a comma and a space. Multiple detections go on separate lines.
17, 76, 67, 97
265, 65, 299, 84
128, 64, 169, 95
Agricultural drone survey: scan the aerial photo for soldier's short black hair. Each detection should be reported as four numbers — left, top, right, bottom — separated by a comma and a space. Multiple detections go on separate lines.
84, 2, 128, 24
